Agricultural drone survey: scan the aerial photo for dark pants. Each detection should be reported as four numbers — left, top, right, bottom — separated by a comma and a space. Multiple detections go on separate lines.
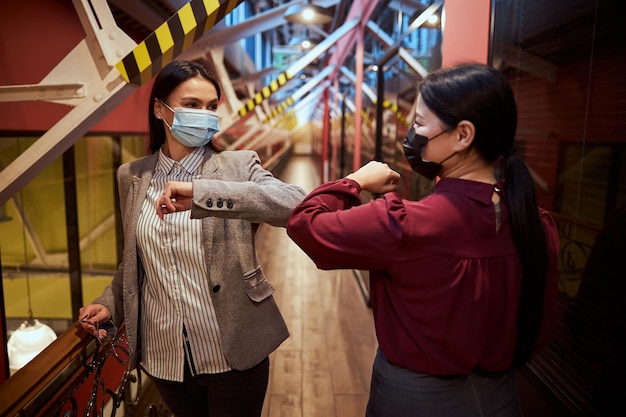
366, 349, 522, 417
151, 357, 270, 417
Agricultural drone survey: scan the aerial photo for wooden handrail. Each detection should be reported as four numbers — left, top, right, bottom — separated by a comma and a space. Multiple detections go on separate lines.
0, 321, 93, 416
0, 320, 143, 417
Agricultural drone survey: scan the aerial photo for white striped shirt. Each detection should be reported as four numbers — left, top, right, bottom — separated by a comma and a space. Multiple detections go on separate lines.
136, 146, 230, 382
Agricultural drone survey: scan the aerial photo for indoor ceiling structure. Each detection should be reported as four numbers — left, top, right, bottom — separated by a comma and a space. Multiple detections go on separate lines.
0, 0, 443, 208
106, 0, 436, 111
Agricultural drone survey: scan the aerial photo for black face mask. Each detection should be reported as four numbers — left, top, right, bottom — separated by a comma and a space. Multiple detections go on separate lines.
402, 126, 455, 181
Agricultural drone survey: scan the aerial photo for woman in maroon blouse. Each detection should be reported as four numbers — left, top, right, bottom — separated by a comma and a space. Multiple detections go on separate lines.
287, 63, 560, 417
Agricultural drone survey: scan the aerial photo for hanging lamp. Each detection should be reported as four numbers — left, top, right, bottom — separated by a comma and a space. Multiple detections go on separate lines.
5, 194, 57, 374
284, 0, 333, 25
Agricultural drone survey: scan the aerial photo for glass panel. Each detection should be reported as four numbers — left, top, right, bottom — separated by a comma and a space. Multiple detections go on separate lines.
1, 136, 70, 374
75, 137, 118, 271
1, 134, 146, 376
492, 0, 626, 415
77, 135, 146, 305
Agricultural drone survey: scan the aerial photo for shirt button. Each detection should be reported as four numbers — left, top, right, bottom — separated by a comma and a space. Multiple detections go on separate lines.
207, 198, 213, 207
226, 199, 233, 209
217, 199, 223, 208
212, 285, 221, 293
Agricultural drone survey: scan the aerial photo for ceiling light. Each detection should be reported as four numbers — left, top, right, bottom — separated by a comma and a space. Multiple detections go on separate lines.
427, 15, 440, 26
284, 1, 333, 25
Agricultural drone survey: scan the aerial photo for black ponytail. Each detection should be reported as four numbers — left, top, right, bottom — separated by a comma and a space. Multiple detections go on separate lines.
505, 153, 549, 366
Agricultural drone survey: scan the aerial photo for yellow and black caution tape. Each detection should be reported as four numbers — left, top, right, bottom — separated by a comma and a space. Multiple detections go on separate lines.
362, 109, 373, 127
238, 71, 295, 117
381, 99, 409, 126
275, 109, 298, 130
262, 96, 296, 123
116, 0, 244, 85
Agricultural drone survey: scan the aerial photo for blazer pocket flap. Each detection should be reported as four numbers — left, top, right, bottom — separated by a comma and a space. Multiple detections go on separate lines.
244, 266, 275, 302
246, 280, 275, 302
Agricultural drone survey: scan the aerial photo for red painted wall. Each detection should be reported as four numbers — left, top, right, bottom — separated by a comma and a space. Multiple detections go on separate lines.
441, 0, 491, 66
0, 0, 151, 134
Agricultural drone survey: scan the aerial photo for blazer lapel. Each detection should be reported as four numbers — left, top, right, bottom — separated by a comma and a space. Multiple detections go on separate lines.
133, 153, 158, 220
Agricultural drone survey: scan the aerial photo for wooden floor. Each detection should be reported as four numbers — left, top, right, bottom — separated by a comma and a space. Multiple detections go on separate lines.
257, 155, 378, 417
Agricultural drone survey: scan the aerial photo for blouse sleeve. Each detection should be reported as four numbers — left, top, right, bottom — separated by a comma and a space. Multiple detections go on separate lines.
287, 178, 407, 271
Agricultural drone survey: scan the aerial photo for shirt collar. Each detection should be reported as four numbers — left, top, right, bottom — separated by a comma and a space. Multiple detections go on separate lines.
156, 146, 205, 176
434, 177, 503, 206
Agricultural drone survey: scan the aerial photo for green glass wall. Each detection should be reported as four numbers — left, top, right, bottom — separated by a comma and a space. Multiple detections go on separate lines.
1, 135, 145, 334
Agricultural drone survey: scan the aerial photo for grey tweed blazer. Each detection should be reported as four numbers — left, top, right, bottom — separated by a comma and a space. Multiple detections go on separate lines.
94, 146, 306, 371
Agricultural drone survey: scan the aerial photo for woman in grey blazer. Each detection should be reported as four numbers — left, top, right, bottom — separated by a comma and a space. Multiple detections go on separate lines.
78, 60, 306, 417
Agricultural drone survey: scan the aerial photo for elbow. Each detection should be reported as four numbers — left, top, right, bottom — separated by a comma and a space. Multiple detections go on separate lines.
286, 221, 314, 253
286, 224, 330, 270
286, 221, 303, 243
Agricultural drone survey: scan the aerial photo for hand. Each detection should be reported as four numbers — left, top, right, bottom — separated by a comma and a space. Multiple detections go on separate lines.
78, 304, 112, 339
156, 181, 194, 219
346, 161, 401, 193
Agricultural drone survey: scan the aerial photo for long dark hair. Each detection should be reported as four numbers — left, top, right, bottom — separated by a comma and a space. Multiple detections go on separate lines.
148, 60, 222, 154
419, 63, 549, 367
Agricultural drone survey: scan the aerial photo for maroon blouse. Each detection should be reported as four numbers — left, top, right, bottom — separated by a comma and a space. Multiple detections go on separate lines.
287, 177, 560, 375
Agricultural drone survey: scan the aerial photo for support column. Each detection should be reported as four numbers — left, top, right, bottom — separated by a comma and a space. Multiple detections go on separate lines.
62, 147, 82, 322
322, 87, 331, 183
353, 22, 365, 171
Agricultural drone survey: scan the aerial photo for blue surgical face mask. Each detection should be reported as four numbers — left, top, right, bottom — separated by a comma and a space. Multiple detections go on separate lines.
160, 100, 219, 148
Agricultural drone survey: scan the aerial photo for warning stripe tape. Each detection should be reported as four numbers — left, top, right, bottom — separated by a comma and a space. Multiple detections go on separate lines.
115, 0, 244, 85
238, 70, 295, 117
275, 110, 298, 130
262, 96, 296, 123
382, 99, 409, 126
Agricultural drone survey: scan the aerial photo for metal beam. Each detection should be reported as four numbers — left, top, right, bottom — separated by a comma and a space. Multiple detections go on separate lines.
366, 20, 429, 79
115, 0, 245, 85
0, 0, 246, 206
182, 3, 294, 52
225, 124, 265, 150
0, 0, 136, 106
180, 0, 341, 61
274, 82, 329, 130
235, 17, 359, 118
340, 66, 377, 102
0, 71, 135, 207
326, 0, 379, 79
108, 0, 166, 30
262, 65, 335, 123
0, 83, 85, 103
